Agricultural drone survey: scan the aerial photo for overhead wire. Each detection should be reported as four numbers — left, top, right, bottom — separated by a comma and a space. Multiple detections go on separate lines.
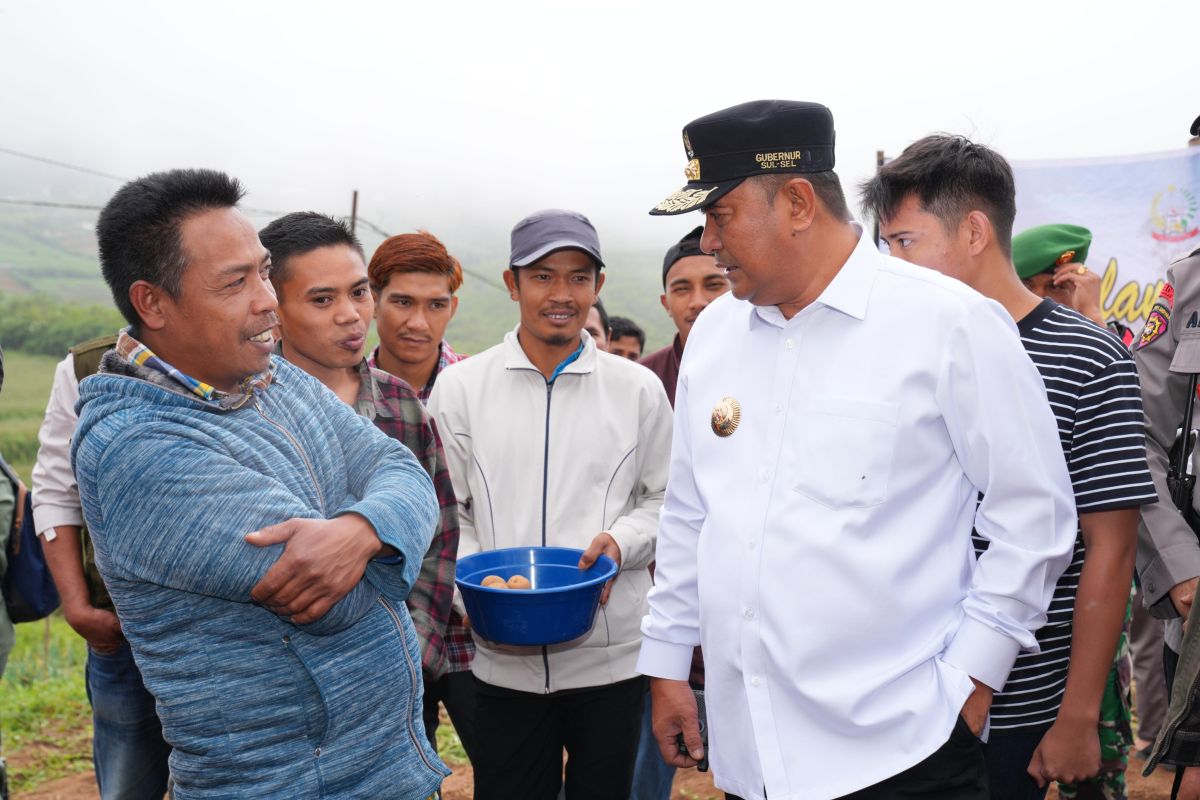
0, 146, 508, 292
0, 145, 127, 182
0, 198, 104, 211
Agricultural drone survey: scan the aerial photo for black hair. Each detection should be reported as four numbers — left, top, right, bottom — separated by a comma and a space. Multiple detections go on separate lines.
96, 168, 245, 329
608, 316, 645, 350
754, 171, 851, 222
592, 296, 609, 333
859, 134, 1017, 255
258, 211, 363, 291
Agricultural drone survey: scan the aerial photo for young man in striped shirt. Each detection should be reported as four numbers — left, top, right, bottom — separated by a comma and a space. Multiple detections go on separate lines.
863, 135, 1157, 800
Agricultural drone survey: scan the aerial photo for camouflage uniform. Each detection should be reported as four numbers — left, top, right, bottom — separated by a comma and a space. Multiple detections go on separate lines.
1058, 595, 1134, 800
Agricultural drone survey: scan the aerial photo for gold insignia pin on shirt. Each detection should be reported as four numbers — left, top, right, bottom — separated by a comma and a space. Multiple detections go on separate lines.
711, 396, 741, 437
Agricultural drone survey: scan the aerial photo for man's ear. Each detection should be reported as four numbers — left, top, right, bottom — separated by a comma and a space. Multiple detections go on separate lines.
964, 210, 993, 257
594, 271, 606, 295
129, 280, 170, 331
449, 294, 460, 320
503, 269, 519, 300
660, 293, 669, 314
784, 178, 818, 235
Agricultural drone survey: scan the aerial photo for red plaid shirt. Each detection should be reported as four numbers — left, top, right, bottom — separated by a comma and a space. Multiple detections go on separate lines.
367, 343, 474, 673
355, 358, 463, 677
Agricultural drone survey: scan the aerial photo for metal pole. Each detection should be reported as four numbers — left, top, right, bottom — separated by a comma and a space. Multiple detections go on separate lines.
350, 190, 359, 236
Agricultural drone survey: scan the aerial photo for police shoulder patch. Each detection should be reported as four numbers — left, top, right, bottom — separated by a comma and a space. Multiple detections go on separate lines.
1137, 282, 1176, 350
1137, 302, 1171, 349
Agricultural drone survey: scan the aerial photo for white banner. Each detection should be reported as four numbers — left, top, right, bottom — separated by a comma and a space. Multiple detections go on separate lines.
1012, 147, 1200, 333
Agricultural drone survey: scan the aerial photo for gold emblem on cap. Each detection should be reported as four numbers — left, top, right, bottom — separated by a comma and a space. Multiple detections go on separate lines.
654, 187, 719, 214
683, 131, 695, 159
684, 159, 701, 182
711, 396, 741, 438
1055, 250, 1076, 266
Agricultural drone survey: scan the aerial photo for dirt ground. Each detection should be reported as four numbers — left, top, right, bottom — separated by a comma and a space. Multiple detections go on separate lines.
14, 749, 1181, 800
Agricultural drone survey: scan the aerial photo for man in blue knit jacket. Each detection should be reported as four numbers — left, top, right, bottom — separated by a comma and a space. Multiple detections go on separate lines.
71, 169, 448, 799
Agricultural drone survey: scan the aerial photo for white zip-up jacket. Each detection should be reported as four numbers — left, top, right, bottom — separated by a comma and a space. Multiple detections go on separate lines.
429, 327, 672, 693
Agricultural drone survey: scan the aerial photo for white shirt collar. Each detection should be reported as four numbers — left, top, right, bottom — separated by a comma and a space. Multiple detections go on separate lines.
502, 323, 597, 375
752, 223, 879, 329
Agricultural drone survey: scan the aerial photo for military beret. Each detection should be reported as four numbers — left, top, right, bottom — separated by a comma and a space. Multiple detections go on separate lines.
1192, 113, 1199, 137
650, 100, 836, 216
1011, 223, 1093, 280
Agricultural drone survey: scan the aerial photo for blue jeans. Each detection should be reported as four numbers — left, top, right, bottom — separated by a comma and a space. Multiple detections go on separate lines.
630, 689, 675, 800
86, 642, 171, 800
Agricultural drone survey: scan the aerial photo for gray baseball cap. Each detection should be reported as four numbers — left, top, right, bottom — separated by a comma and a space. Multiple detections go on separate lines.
509, 209, 604, 269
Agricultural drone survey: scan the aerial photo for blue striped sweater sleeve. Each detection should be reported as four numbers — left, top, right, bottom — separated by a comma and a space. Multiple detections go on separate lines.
84, 420, 380, 636
317, 373, 439, 603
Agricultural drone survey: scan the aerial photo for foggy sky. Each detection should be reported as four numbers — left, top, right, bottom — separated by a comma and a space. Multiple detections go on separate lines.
2, 0, 1197, 254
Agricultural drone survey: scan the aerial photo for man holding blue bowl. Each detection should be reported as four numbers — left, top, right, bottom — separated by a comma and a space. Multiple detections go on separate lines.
429, 208, 673, 799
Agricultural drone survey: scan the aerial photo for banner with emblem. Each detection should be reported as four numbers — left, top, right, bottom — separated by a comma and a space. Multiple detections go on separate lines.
1011, 146, 1200, 335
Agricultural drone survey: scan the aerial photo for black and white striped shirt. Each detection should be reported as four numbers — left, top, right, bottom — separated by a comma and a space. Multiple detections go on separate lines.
975, 299, 1156, 732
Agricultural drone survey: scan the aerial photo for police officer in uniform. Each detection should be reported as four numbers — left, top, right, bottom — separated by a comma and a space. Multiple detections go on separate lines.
1131, 112, 1200, 800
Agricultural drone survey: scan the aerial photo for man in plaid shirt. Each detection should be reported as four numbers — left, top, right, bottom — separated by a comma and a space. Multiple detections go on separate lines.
259, 212, 465, 757
366, 230, 477, 761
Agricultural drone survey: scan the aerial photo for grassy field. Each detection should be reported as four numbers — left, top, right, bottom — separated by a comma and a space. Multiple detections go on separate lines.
0, 349, 90, 794
0, 350, 58, 483
1, 616, 92, 792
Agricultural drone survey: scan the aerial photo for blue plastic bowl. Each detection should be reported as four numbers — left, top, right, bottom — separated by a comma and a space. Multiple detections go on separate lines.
455, 546, 618, 646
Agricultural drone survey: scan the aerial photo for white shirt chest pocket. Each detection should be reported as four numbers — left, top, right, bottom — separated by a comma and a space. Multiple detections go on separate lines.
793, 394, 899, 508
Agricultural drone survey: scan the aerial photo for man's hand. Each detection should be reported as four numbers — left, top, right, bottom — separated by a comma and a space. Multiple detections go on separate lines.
1027, 714, 1100, 788
578, 532, 622, 605
1171, 577, 1200, 624
650, 677, 703, 768
960, 677, 994, 737
1051, 263, 1105, 326
64, 604, 123, 653
246, 513, 384, 624
1179, 767, 1200, 800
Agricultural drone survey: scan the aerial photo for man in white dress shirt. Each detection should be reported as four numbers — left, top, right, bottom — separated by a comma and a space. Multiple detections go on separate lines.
638, 99, 1078, 800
